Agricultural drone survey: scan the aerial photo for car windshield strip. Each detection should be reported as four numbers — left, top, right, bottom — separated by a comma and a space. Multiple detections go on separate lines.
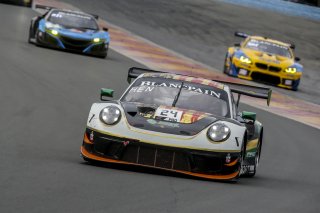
48, 11, 98, 30
121, 77, 230, 117
245, 39, 292, 58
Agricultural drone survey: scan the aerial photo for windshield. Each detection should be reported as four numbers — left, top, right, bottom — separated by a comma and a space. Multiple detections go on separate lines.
121, 77, 230, 117
245, 39, 292, 58
48, 11, 98, 30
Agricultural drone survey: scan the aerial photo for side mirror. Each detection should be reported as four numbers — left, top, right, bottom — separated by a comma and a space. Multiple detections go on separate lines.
294, 57, 300, 62
100, 88, 114, 101
234, 43, 240, 47
103, 27, 109, 32
241, 111, 256, 122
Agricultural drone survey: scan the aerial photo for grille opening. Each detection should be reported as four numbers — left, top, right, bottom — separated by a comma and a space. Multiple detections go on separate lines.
255, 63, 268, 70
251, 72, 281, 85
269, 66, 282, 72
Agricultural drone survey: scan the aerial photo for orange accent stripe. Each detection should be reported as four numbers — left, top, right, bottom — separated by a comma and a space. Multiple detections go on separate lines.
81, 146, 239, 180
224, 158, 239, 167
83, 133, 93, 144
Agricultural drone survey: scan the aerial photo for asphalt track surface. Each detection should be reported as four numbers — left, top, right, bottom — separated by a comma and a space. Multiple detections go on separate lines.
0, 3, 320, 213
63, 0, 320, 105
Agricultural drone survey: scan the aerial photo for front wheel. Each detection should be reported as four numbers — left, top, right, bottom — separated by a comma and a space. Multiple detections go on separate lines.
28, 25, 33, 43
223, 55, 233, 75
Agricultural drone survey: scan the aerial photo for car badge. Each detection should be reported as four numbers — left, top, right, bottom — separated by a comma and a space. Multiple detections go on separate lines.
226, 153, 231, 163
89, 131, 94, 142
123, 141, 130, 146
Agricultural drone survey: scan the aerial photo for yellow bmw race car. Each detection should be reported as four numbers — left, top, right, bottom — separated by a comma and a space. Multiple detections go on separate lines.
223, 32, 303, 91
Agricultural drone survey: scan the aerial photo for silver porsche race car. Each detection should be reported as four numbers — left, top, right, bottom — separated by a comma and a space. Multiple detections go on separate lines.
81, 67, 272, 181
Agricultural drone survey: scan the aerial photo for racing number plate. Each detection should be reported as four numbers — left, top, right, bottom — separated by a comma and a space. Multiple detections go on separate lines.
154, 108, 183, 122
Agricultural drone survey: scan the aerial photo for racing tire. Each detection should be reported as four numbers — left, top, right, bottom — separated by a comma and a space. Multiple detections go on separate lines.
28, 25, 33, 44
82, 156, 95, 164
234, 135, 247, 181
223, 55, 229, 74
223, 55, 233, 76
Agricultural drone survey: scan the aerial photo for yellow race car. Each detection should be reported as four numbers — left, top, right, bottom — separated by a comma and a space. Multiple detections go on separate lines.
223, 32, 303, 91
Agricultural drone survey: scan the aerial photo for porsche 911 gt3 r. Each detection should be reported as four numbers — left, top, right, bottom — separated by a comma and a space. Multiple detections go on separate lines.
28, 6, 110, 58
81, 67, 272, 181
224, 32, 303, 91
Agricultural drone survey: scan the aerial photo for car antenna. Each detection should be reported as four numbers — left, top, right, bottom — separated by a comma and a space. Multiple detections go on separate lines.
172, 81, 184, 107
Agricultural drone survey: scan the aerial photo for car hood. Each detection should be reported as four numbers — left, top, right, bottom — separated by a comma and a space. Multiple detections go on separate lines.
121, 102, 218, 136
242, 48, 294, 67
55, 27, 106, 40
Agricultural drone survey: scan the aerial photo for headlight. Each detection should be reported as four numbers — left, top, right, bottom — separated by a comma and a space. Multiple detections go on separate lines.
285, 67, 297, 73
93, 38, 101, 43
207, 123, 231, 142
239, 56, 252, 64
99, 106, 121, 125
51, 30, 59, 36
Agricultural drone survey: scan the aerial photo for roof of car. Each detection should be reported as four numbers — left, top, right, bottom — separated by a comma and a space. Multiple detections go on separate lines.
50, 9, 94, 18
141, 73, 225, 90
249, 36, 291, 48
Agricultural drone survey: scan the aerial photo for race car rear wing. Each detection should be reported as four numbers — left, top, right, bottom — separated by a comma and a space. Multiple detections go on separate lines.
213, 80, 272, 106
235, 31, 295, 49
127, 67, 165, 83
35, 4, 57, 10
127, 67, 272, 106
235, 32, 249, 38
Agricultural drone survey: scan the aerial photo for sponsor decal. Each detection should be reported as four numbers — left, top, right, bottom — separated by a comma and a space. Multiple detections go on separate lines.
240, 165, 255, 175
142, 73, 224, 89
248, 39, 288, 50
146, 119, 180, 128
137, 81, 221, 99
246, 152, 256, 158
51, 12, 92, 20
155, 107, 183, 122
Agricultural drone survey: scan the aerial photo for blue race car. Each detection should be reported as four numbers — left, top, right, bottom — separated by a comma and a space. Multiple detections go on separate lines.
28, 6, 110, 58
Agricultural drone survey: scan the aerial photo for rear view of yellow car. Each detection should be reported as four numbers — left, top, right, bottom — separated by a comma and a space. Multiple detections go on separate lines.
224, 32, 303, 91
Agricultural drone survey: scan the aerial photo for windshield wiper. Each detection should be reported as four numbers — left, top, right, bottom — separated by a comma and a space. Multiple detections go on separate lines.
172, 81, 184, 107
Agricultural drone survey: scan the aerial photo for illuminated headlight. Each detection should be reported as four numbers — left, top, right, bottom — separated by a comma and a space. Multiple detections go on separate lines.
285, 67, 297, 73
99, 106, 121, 125
239, 56, 252, 64
207, 123, 231, 142
51, 30, 59, 36
93, 38, 101, 43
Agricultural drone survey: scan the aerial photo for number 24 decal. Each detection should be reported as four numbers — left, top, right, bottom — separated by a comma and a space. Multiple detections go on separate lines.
160, 110, 178, 118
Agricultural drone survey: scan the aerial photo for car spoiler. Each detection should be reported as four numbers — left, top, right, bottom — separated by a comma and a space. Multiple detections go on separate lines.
235, 31, 295, 50
35, 4, 57, 10
127, 67, 272, 106
213, 80, 272, 106
235, 32, 249, 38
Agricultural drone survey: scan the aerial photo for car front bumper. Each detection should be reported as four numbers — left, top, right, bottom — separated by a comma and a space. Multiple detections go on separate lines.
81, 128, 241, 181
231, 58, 302, 90
36, 31, 108, 57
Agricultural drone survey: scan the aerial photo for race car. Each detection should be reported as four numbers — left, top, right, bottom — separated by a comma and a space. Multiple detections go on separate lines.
223, 32, 303, 91
28, 5, 110, 58
81, 67, 272, 181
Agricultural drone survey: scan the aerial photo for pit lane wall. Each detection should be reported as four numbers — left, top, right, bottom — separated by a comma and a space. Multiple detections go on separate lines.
33, 0, 320, 129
